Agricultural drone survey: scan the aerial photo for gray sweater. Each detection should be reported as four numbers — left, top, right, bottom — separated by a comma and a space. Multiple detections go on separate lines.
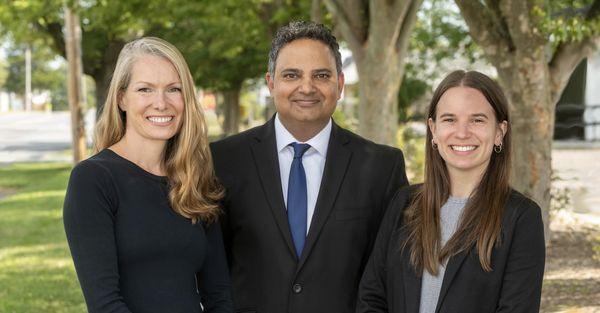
418, 197, 468, 313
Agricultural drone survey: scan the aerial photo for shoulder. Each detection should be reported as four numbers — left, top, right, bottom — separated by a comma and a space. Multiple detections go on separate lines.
211, 124, 265, 148
504, 189, 542, 218
385, 184, 421, 222
390, 184, 421, 207
68, 150, 119, 193
71, 151, 114, 179
337, 126, 404, 159
500, 189, 544, 235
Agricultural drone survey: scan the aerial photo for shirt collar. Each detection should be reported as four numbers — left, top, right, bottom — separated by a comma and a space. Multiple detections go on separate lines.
274, 113, 332, 157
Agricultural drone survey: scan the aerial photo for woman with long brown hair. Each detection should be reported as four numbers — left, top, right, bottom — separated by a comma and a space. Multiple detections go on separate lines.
358, 70, 545, 313
63, 37, 232, 312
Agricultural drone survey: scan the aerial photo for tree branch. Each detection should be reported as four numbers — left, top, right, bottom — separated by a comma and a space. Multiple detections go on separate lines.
498, 0, 545, 52
586, 0, 600, 20
548, 0, 600, 103
455, 0, 512, 58
369, 0, 410, 53
395, 0, 422, 54
322, 0, 365, 58
549, 35, 600, 104
32, 19, 66, 59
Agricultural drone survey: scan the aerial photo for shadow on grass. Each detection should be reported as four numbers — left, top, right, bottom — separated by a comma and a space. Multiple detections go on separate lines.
0, 162, 85, 312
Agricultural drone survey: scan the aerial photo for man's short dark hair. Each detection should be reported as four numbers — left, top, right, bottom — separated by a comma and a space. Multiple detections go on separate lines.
268, 21, 342, 75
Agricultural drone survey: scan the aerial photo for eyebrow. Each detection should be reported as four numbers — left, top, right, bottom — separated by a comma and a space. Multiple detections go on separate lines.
439, 113, 455, 118
471, 113, 489, 119
313, 68, 333, 74
437, 112, 490, 119
280, 68, 301, 74
132, 81, 181, 86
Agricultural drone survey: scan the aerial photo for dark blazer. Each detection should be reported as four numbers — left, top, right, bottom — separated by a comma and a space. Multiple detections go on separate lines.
210, 117, 409, 313
357, 185, 546, 313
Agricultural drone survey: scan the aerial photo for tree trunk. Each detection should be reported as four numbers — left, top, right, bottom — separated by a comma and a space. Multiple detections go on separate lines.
221, 85, 242, 136
495, 53, 553, 240
93, 70, 112, 118
311, 0, 322, 23
355, 53, 403, 145
64, 7, 87, 163
323, 0, 422, 146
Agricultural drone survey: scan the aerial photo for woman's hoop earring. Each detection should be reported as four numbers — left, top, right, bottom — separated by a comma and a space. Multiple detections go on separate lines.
431, 139, 438, 150
494, 143, 502, 153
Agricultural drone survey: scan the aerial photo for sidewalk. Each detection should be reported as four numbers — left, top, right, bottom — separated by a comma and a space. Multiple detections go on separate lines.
552, 146, 600, 226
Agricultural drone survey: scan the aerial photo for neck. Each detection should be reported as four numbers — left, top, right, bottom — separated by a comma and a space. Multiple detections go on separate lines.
278, 116, 329, 142
110, 133, 167, 176
448, 168, 485, 198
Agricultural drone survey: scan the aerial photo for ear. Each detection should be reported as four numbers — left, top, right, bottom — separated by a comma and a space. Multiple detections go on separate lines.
265, 72, 275, 93
337, 71, 345, 100
496, 120, 508, 145
117, 91, 126, 112
428, 117, 436, 136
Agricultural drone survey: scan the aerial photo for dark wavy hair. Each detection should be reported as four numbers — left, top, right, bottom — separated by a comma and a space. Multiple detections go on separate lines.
268, 20, 342, 75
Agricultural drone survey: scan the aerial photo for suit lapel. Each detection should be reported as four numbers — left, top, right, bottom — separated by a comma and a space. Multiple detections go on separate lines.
297, 123, 351, 269
434, 250, 470, 313
249, 118, 296, 258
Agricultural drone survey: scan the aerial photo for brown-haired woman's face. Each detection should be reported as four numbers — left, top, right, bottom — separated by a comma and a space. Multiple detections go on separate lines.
119, 55, 184, 144
428, 86, 507, 179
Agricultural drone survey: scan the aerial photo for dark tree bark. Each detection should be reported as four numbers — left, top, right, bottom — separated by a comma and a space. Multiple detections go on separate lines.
221, 83, 242, 136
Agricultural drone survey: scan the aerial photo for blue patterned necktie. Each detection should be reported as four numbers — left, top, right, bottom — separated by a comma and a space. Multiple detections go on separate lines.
287, 142, 311, 259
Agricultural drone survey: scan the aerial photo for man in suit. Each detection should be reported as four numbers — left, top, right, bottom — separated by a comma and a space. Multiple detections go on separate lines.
210, 21, 409, 313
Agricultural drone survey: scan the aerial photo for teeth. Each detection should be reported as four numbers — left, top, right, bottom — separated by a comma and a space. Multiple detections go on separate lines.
451, 145, 476, 152
148, 116, 173, 123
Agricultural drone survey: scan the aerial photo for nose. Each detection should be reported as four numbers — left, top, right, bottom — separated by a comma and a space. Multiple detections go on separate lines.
455, 121, 471, 138
153, 90, 168, 111
298, 77, 316, 94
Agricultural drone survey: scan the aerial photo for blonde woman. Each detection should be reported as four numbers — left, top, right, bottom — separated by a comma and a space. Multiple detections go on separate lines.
63, 37, 232, 313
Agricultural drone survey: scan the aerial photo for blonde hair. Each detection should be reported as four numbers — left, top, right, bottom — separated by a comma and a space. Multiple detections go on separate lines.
94, 37, 223, 224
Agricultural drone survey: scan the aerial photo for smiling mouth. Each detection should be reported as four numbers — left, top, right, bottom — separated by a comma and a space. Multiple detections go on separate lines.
292, 99, 320, 105
147, 116, 174, 123
451, 145, 477, 152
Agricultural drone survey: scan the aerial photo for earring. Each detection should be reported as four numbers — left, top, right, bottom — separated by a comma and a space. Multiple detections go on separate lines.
494, 143, 502, 153
431, 139, 438, 150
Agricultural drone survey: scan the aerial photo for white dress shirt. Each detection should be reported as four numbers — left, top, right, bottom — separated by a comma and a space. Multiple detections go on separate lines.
275, 113, 331, 234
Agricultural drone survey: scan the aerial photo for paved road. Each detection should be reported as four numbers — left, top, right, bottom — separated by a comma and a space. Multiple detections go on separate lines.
0, 111, 94, 164
0, 111, 598, 218
553, 147, 600, 219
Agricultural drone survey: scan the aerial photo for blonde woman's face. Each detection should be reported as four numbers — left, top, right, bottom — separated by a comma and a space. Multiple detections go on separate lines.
119, 55, 184, 145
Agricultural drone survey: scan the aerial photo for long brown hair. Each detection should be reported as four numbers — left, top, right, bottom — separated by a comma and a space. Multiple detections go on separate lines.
94, 37, 223, 224
403, 70, 512, 274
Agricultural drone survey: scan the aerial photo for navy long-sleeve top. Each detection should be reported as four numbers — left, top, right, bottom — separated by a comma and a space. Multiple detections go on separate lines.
63, 149, 233, 313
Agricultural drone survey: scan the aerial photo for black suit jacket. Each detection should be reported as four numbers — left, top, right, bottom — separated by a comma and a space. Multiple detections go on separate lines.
210, 118, 409, 313
357, 185, 546, 313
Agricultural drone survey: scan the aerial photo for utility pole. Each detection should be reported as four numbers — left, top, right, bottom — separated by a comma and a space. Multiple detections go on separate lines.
64, 6, 87, 163
24, 45, 32, 111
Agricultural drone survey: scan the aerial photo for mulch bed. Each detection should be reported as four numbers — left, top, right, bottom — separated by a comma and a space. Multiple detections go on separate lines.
540, 224, 600, 312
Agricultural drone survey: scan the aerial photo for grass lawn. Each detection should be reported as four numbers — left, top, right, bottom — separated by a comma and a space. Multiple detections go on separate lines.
0, 163, 86, 312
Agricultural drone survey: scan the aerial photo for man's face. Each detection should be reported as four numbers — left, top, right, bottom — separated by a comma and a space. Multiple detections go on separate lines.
266, 39, 344, 134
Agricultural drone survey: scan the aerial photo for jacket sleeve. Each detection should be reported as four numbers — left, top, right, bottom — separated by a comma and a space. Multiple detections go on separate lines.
197, 219, 234, 313
357, 188, 409, 313
63, 161, 133, 313
496, 199, 546, 313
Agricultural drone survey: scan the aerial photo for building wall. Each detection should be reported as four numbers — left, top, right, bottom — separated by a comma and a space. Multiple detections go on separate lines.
585, 52, 600, 140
